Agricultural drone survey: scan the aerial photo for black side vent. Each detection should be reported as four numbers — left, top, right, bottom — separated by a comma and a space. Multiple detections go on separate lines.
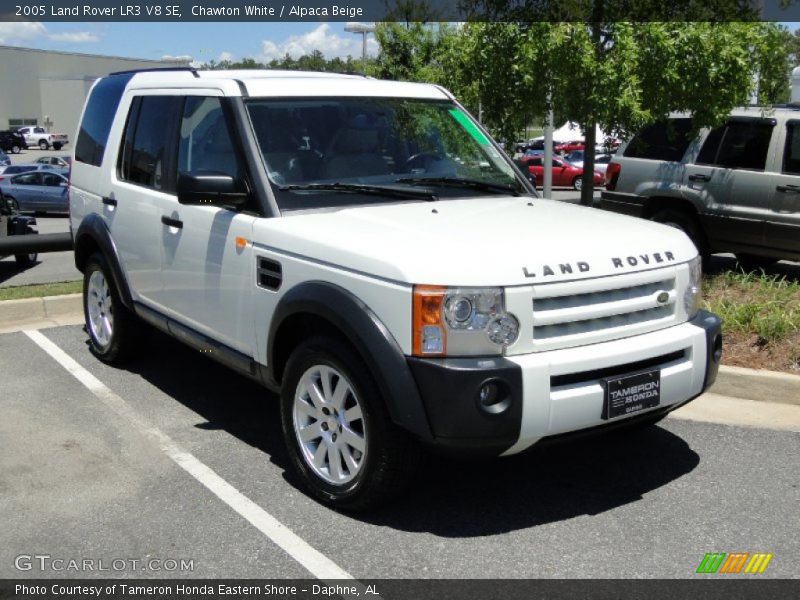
257, 258, 282, 291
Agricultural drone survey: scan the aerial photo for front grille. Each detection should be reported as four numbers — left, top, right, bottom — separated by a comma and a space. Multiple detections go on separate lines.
531, 271, 678, 350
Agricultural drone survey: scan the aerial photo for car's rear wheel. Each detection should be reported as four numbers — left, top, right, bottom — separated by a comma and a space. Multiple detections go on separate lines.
5, 196, 19, 212
11, 144, 20, 154
736, 254, 776, 273
38, 140, 48, 150
280, 336, 421, 510
53, 142, 62, 151
15, 251, 37, 267
573, 176, 582, 191
83, 253, 139, 364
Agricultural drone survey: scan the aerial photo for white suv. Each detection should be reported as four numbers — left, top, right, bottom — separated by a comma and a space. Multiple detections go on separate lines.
70, 68, 721, 509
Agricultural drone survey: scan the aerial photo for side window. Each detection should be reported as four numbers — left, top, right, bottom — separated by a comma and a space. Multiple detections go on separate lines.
177, 96, 243, 181
118, 96, 182, 191
624, 118, 694, 161
42, 173, 63, 187
697, 120, 774, 171
76, 73, 133, 167
14, 173, 40, 186
782, 122, 800, 175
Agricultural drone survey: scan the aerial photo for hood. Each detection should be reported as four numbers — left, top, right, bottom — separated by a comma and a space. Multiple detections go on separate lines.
254, 197, 697, 287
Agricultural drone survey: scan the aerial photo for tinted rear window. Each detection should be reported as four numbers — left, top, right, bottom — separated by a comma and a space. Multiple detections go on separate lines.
624, 118, 694, 161
75, 73, 132, 167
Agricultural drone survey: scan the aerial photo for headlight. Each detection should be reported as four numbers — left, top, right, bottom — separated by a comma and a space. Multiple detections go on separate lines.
412, 286, 519, 356
683, 255, 702, 319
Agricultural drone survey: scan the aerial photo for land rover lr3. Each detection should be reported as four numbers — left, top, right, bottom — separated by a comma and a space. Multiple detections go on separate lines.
69, 69, 722, 509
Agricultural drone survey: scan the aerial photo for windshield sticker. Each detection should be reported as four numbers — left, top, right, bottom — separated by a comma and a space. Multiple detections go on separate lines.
448, 109, 489, 146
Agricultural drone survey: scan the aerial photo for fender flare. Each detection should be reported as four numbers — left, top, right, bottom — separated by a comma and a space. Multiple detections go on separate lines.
73, 214, 134, 309
267, 281, 433, 442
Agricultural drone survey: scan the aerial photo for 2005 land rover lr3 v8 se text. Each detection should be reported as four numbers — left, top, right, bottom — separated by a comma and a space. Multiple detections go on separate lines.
69, 68, 722, 509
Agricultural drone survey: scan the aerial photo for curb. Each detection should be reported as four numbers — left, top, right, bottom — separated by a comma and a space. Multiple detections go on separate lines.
0, 293, 83, 332
711, 365, 800, 407
1, 295, 799, 406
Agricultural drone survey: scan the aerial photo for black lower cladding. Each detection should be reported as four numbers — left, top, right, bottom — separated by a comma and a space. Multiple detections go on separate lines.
407, 356, 523, 454
694, 309, 722, 389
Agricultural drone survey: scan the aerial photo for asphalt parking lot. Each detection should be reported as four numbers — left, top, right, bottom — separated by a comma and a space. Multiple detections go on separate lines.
2, 323, 799, 581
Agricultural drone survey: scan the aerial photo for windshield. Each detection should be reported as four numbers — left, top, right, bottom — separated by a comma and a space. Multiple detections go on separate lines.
245, 97, 525, 210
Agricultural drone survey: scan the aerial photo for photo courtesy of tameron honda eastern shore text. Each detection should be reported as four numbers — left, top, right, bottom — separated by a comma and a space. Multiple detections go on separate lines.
68, 68, 722, 509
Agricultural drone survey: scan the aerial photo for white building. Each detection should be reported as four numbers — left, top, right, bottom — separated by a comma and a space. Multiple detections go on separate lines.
0, 45, 190, 140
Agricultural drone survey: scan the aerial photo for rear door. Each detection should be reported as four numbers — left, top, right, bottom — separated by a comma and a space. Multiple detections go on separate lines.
684, 117, 776, 251
8, 172, 43, 210
765, 119, 800, 259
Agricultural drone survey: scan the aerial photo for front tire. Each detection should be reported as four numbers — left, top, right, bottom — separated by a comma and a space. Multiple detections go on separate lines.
280, 336, 421, 510
11, 144, 20, 154
38, 139, 48, 150
651, 208, 709, 267
736, 254, 775, 273
83, 253, 139, 364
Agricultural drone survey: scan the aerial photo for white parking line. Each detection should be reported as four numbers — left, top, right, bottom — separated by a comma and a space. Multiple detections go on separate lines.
24, 329, 355, 582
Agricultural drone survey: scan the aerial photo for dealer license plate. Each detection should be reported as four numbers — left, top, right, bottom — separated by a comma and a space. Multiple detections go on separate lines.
601, 369, 661, 420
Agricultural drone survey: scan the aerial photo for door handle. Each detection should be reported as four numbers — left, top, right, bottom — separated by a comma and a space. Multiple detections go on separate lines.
102, 196, 117, 207
776, 184, 800, 193
161, 215, 183, 229
688, 174, 711, 182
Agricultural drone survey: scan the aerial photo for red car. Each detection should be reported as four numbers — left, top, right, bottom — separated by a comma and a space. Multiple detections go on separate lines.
524, 156, 603, 190
556, 139, 586, 154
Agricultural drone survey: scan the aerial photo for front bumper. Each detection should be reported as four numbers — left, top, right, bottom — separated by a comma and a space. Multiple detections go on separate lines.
408, 310, 722, 456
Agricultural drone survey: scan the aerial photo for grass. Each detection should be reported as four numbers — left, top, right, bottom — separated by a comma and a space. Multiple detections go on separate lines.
703, 269, 800, 372
0, 280, 82, 301
703, 270, 800, 343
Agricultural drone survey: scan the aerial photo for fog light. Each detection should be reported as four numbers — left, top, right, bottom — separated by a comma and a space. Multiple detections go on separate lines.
476, 379, 511, 415
479, 382, 499, 407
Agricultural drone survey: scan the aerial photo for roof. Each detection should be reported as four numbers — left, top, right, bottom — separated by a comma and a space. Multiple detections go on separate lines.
121, 68, 452, 100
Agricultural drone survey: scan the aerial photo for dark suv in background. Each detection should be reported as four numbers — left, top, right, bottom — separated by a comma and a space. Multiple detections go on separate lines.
601, 108, 800, 270
0, 130, 26, 154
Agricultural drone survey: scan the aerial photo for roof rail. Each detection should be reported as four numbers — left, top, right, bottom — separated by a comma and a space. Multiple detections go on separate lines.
109, 66, 199, 78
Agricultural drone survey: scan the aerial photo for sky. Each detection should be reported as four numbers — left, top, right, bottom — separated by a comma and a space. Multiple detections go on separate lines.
0, 21, 798, 67
0, 21, 381, 65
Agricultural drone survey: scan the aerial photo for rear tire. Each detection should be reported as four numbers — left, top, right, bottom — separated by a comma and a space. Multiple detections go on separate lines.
15, 252, 37, 267
5, 196, 19, 212
11, 144, 20, 154
280, 335, 422, 510
53, 142, 62, 151
83, 253, 139, 364
38, 139, 48, 150
573, 176, 582, 191
651, 209, 709, 267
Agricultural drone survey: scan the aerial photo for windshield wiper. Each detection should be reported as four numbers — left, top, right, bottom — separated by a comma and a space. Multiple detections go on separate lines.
395, 176, 520, 196
278, 182, 437, 201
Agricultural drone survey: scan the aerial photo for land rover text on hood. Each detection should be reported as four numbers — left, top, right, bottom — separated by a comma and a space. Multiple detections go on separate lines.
69, 68, 722, 510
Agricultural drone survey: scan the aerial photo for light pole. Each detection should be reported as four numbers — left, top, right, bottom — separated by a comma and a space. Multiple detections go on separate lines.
344, 22, 375, 63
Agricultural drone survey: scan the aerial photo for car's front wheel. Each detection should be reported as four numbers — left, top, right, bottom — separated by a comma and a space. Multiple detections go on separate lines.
651, 208, 710, 267
83, 253, 139, 364
280, 336, 421, 510
11, 144, 20, 154
736, 254, 775, 273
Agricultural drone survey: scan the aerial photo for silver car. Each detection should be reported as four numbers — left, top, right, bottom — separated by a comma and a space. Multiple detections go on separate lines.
0, 170, 69, 214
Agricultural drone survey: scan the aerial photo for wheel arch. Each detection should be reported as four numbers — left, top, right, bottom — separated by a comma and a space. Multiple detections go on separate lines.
267, 281, 433, 442
73, 214, 134, 310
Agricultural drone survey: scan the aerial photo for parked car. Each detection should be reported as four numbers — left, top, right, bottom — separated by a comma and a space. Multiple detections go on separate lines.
0, 150, 10, 167
0, 163, 67, 178
0, 195, 38, 266
34, 155, 71, 169
557, 140, 586, 154
0, 130, 25, 154
523, 155, 604, 190
601, 108, 800, 269
0, 170, 69, 214
565, 151, 614, 175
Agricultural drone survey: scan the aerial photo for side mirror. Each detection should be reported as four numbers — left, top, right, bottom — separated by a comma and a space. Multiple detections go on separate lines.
177, 171, 248, 208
